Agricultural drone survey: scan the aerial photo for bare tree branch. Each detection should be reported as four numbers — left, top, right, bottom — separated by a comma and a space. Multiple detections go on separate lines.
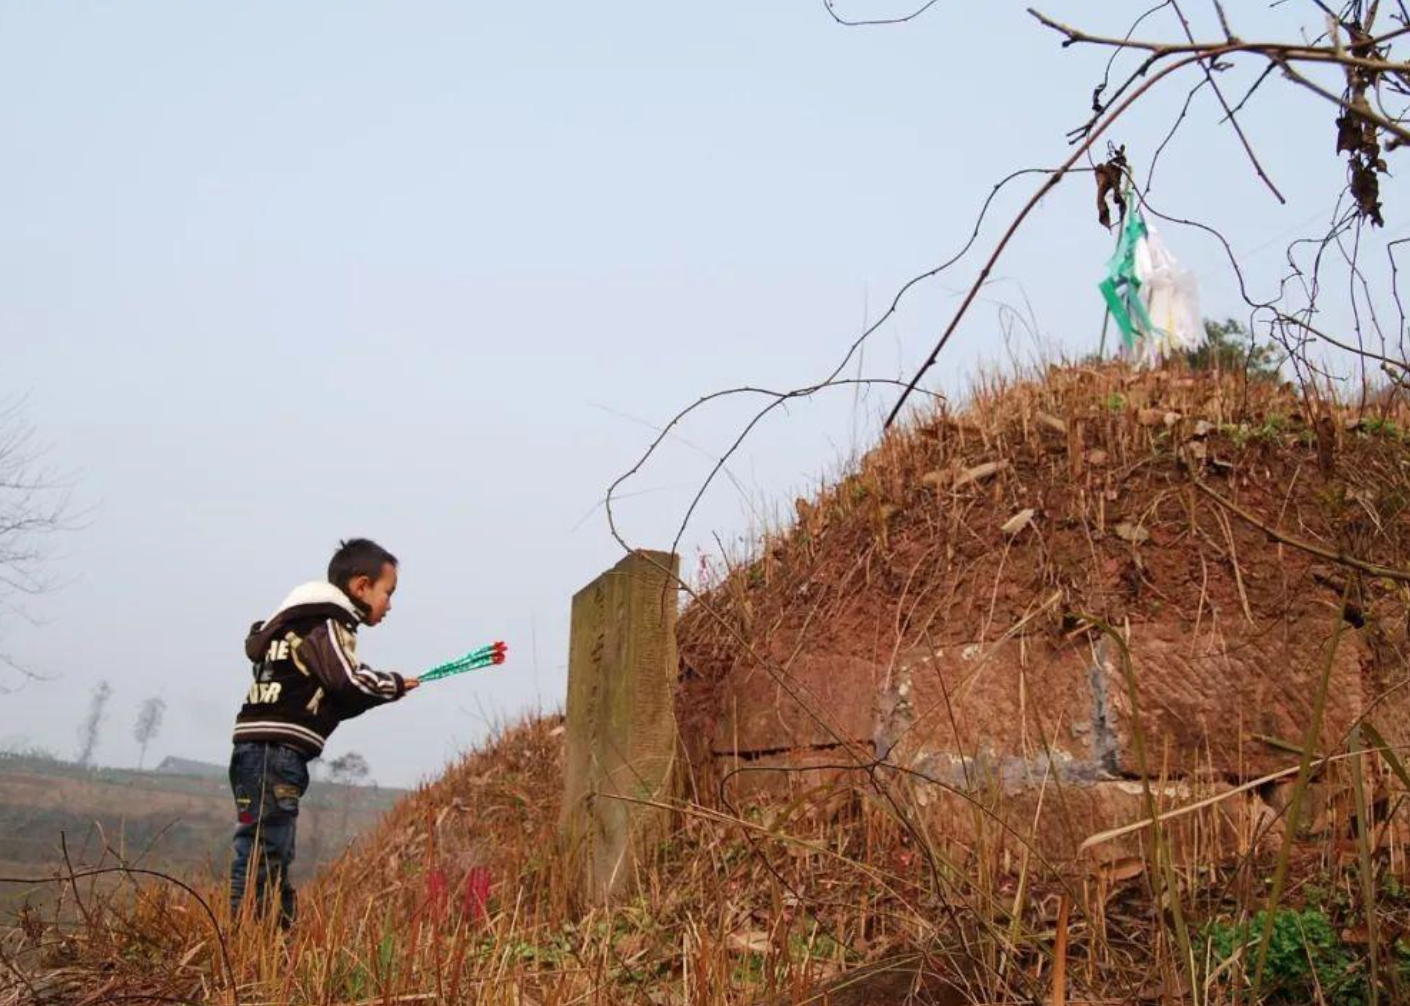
823, 0, 942, 27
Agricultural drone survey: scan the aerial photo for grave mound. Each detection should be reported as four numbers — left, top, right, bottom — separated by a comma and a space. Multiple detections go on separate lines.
676, 364, 1410, 859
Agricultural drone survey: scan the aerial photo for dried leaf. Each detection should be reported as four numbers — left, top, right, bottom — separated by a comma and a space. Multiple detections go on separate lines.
1350, 153, 1385, 227
1336, 110, 1363, 155
952, 460, 1009, 489
1094, 145, 1128, 228
1340, 925, 1370, 945
1113, 521, 1149, 544
1096, 857, 1145, 883
1036, 410, 1067, 434
615, 933, 651, 959
176, 941, 208, 970
1001, 508, 1035, 536
727, 931, 771, 954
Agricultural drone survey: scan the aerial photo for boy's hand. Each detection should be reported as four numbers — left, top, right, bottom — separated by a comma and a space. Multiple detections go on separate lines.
404, 677, 421, 692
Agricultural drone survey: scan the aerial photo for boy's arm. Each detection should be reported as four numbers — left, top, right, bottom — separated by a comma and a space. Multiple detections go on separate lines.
298, 619, 408, 704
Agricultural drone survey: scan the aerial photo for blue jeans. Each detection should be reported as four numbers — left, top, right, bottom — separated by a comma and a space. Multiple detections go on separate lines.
228, 741, 309, 927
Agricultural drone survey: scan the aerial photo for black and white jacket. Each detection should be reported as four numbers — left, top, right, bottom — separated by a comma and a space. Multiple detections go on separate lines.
232, 582, 406, 757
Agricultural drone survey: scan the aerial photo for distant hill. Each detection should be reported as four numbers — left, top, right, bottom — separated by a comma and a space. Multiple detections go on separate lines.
0, 751, 405, 910
152, 755, 227, 779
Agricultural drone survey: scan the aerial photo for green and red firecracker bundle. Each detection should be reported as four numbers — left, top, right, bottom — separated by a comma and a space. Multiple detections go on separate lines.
419, 641, 508, 683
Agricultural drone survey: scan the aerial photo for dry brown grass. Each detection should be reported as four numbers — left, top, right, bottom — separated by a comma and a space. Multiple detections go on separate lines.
1, 718, 990, 1006
7, 363, 1410, 1005
7, 713, 1410, 1005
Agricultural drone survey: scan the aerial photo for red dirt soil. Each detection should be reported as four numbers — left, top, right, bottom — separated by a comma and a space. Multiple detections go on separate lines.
675, 365, 1410, 857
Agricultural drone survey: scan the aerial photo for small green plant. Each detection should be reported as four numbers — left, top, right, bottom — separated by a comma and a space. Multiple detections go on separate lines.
1207, 908, 1367, 1006
1221, 415, 1288, 446
1105, 392, 1127, 411
337, 947, 370, 1000
787, 929, 857, 964
1221, 422, 1256, 447
732, 950, 767, 986
376, 930, 398, 989
507, 931, 574, 967
1359, 416, 1403, 440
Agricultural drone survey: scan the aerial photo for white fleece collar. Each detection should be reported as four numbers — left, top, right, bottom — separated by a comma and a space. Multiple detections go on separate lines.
264, 581, 363, 625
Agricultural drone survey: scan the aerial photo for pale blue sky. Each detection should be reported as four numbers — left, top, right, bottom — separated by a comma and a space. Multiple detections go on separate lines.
1, 2, 1399, 784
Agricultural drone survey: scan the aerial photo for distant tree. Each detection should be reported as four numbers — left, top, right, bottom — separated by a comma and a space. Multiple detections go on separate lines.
325, 751, 370, 786
1185, 319, 1282, 382
0, 400, 72, 687
325, 751, 372, 846
0, 740, 58, 761
75, 680, 113, 767
132, 696, 166, 770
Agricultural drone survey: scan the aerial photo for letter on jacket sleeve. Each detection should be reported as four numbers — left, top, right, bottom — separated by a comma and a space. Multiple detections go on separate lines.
298, 619, 406, 705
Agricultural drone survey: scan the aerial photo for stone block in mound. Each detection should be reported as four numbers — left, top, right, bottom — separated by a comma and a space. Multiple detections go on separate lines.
1098, 622, 1388, 778
702, 617, 1410, 860
710, 749, 865, 802
710, 653, 881, 755
713, 621, 1407, 788
876, 639, 1098, 782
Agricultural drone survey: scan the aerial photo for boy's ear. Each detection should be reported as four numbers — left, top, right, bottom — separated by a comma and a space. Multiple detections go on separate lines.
343, 575, 373, 615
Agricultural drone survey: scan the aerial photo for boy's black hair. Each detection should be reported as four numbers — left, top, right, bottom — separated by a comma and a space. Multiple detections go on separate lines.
328, 538, 398, 592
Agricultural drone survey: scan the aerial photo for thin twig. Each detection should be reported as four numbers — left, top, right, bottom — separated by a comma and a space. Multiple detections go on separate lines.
1193, 477, 1410, 582
1171, 0, 1287, 202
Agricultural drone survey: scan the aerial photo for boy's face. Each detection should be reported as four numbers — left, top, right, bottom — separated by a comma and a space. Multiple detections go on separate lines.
349, 562, 398, 625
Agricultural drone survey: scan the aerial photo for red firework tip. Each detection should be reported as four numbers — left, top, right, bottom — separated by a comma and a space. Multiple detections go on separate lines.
493, 641, 508, 653
491, 652, 506, 665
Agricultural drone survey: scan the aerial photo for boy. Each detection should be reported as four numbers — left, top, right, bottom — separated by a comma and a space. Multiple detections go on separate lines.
228, 538, 419, 927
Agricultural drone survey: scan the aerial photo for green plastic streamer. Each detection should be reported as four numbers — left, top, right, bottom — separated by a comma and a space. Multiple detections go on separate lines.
420, 641, 508, 683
